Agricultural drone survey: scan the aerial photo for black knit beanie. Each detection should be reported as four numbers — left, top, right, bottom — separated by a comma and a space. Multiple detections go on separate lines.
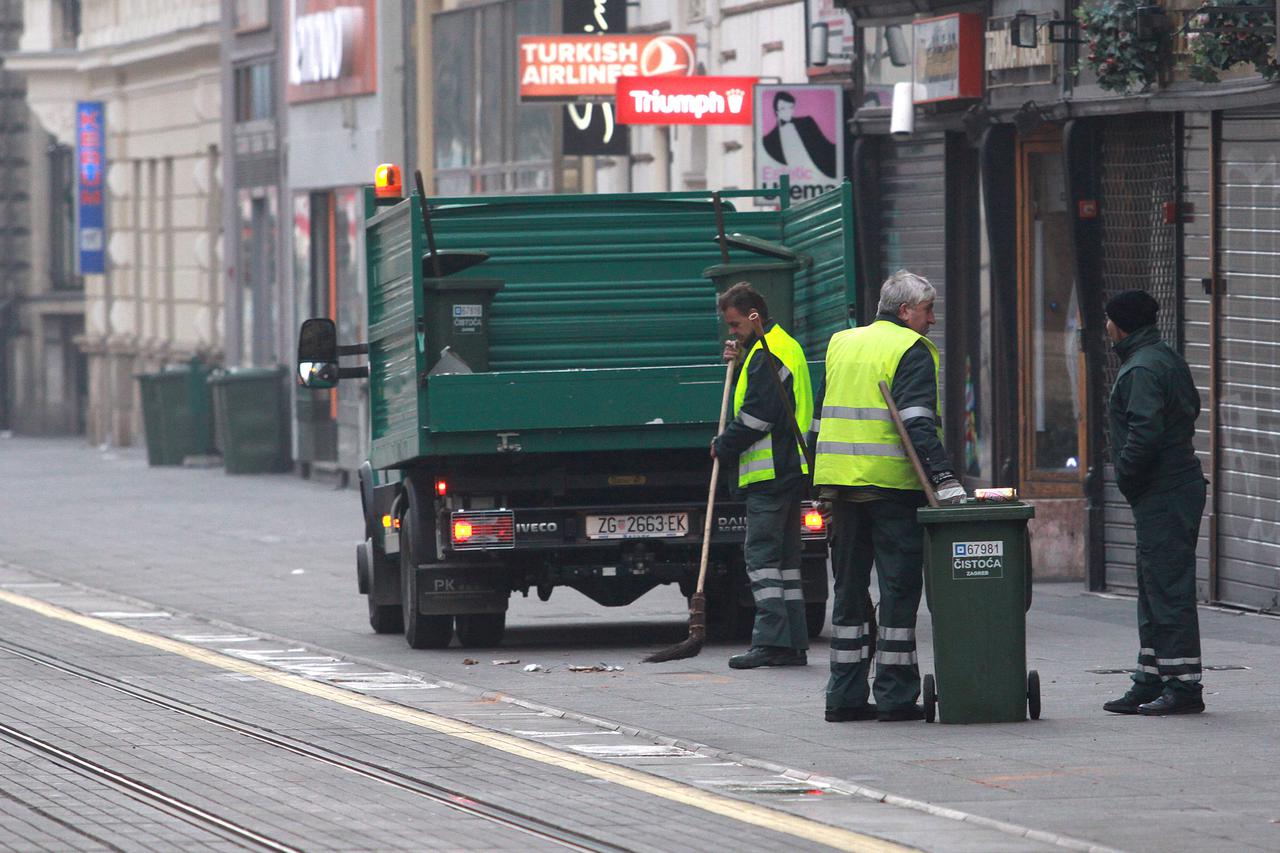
1105, 290, 1159, 334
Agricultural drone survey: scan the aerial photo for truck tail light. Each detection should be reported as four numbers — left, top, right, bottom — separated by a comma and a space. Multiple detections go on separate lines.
801, 502, 827, 539
436, 479, 448, 496
450, 510, 515, 550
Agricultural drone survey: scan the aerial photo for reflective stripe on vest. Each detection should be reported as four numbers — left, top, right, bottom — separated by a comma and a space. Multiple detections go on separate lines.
732, 324, 813, 488
812, 320, 939, 490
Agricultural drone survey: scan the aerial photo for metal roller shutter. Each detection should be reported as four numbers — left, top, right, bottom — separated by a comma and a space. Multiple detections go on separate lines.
1095, 116, 1181, 594
1215, 110, 1280, 611
877, 135, 947, 401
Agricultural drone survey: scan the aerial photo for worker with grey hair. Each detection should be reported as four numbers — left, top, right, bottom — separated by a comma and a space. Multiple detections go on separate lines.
811, 269, 964, 722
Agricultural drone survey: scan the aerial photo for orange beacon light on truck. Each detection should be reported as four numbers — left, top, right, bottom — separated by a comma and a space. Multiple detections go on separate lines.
374, 163, 402, 199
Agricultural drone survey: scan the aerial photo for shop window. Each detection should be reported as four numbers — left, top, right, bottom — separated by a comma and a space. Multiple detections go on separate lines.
48, 140, 80, 290
1017, 132, 1086, 494
238, 188, 278, 366
234, 62, 274, 124
433, 0, 555, 195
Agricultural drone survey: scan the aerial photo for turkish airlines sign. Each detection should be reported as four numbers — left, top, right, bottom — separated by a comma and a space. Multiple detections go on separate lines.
616, 76, 757, 125
518, 34, 696, 101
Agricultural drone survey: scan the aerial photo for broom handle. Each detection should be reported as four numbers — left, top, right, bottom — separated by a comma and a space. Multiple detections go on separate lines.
879, 379, 940, 508
695, 359, 737, 596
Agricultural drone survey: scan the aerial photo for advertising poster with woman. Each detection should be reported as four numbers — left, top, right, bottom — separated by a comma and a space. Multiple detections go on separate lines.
753, 83, 844, 206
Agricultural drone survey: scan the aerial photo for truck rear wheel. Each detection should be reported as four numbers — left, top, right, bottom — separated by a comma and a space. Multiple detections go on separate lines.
400, 501, 453, 650
368, 596, 404, 634
455, 613, 506, 648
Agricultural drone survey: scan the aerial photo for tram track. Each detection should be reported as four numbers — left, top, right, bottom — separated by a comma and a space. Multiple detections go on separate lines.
0, 639, 630, 853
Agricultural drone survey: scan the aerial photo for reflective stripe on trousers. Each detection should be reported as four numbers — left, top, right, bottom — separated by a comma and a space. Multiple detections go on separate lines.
744, 483, 807, 651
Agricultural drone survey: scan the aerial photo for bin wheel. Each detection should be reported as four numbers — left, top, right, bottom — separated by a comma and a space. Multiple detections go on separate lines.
923, 674, 937, 723
456, 613, 506, 648
1027, 670, 1041, 720
400, 506, 453, 650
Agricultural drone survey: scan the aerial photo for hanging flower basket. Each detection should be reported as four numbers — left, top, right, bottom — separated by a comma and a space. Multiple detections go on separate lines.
1076, 0, 1169, 93
1186, 1, 1279, 83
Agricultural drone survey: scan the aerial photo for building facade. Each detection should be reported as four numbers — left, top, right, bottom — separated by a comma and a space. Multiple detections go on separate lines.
285, 0, 405, 477
0, 0, 83, 436
838, 0, 1280, 609
10, 0, 224, 448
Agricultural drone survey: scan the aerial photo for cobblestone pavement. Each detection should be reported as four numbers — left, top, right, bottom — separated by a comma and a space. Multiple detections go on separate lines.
2, 437, 1278, 852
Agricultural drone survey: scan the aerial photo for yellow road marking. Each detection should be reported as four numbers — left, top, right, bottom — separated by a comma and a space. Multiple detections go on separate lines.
0, 588, 914, 853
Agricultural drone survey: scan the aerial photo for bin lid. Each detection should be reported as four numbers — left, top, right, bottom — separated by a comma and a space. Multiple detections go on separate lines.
207, 365, 288, 384
917, 501, 1036, 524
421, 277, 504, 294
421, 250, 490, 279
715, 233, 801, 261
702, 259, 802, 278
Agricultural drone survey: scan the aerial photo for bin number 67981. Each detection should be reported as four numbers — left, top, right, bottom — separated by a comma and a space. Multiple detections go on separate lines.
953, 541, 1004, 558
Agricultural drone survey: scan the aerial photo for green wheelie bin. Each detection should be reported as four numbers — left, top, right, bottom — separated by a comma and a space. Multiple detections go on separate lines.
208, 366, 291, 474
917, 501, 1039, 724
136, 357, 215, 466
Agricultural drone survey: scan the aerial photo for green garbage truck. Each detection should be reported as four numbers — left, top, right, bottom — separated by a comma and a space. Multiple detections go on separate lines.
297, 173, 859, 649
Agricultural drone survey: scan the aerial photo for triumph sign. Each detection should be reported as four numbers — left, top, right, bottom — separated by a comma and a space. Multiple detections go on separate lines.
616, 76, 757, 125
518, 34, 696, 101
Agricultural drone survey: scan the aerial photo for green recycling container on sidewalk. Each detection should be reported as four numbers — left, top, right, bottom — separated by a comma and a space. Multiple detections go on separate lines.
136, 358, 215, 466
917, 501, 1038, 724
208, 366, 291, 474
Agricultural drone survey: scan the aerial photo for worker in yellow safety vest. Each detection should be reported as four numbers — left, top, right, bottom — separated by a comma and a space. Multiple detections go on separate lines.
812, 269, 965, 722
711, 282, 813, 669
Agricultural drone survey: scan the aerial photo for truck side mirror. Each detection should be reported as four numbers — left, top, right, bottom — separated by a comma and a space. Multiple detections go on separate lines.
298, 318, 339, 389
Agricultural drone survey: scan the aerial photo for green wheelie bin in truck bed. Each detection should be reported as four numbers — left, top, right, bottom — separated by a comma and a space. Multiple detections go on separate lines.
917, 501, 1039, 724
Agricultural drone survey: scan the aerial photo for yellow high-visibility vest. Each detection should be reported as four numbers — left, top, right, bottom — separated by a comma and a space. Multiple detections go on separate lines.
812, 320, 939, 490
732, 324, 813, 488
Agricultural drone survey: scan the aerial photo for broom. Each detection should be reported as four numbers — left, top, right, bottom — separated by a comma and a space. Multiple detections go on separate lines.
643, 358, 736, 663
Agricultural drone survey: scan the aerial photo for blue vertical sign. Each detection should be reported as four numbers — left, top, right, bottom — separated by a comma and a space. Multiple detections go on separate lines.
76, 101, 106, 274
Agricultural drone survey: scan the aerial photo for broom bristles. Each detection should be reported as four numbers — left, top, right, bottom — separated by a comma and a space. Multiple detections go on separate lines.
642, 592, 706, 663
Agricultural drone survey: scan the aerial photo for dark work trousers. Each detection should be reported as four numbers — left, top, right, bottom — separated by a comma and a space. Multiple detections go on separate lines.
744, 480, 808, 651
1130, 478, 1208, 696
826, 499, 923, 712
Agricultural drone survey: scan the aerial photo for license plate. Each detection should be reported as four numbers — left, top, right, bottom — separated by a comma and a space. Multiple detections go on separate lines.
585, 513, 690, 540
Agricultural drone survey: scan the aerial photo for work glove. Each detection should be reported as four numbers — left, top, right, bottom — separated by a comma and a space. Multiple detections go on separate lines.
816, 486, 838, 535
933, 478, 967, 505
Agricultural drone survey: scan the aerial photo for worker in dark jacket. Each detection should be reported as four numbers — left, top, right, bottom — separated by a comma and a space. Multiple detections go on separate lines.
1102, 290, 1208, 716
712, 282, 813, 669
812, 270, 965, 722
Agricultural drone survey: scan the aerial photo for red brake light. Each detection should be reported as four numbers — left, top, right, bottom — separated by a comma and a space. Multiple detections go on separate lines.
803, 510, 825, 532
436, 479, 448, 496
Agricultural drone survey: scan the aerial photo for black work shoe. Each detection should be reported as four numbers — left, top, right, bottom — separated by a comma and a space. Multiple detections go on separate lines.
1103, 689, 1162, 715
825, 704, 877, 722
1138, 691, 1205, 716
729, 646, 803, 669
878, 705, 926, 722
